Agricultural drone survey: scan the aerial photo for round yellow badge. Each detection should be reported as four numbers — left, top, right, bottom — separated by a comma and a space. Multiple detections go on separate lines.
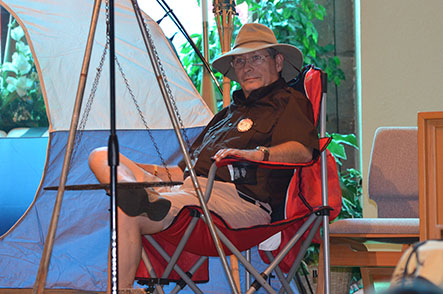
237, 118, 253, 132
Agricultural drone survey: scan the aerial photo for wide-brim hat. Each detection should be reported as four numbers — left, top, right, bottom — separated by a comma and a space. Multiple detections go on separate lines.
212, 23, 303, 82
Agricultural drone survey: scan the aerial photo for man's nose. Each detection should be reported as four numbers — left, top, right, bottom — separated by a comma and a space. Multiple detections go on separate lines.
242, 62, 255, 71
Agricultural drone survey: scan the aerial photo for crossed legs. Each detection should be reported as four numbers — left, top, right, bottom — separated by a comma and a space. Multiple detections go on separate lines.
88, 148, 168, 290
88, 147, 272, 292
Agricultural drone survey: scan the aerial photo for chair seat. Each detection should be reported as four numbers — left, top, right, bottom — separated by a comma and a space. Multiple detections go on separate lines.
330, 218, 419, 235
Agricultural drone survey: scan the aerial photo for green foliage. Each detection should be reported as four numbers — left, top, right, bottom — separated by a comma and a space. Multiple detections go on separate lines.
302, 133, 362, 269
180, 29, 227, 109
238, 0, 345, 86
0, 19, 48, 132
339, 167, 363, 219
327, 133, 362, 220
179, 0, 345, 110
327, 133, 358, 165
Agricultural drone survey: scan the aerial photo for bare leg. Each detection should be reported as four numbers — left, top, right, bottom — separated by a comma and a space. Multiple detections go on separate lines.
88, 147, 160, 184
117, 209, 164, 289
88, 147, 166, 291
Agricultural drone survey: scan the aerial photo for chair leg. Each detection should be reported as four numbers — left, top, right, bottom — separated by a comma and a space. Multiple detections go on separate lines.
317, 242, 324, 294
361, 267, 375, 293
361, 267, 395, 294
230, 255, 241, 293
140, 249, 165, 294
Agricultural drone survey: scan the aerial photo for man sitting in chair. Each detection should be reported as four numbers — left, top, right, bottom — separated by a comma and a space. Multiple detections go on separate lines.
89, 23, 319, 292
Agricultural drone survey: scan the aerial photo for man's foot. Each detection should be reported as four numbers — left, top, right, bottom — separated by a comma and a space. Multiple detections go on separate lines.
117, 187, 171, 221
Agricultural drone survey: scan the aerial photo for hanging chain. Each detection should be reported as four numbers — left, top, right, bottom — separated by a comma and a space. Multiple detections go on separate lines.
69, 35, 109, 172
114, 57, 173, 182
71, 0, 192, 182
69, 0, 112, 172
135, 5, 192, 150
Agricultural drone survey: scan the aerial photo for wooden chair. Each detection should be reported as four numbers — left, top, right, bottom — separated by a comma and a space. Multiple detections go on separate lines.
418, 111, 443, 241
317, 127, 420, 293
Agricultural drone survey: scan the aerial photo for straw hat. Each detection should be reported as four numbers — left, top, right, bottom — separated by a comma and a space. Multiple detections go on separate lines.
212, 23, 303, 82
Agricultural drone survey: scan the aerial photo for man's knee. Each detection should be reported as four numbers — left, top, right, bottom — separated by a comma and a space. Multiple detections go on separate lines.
88, 147, 110, 182
118, 208, 163, 235
88, 147, 108, 167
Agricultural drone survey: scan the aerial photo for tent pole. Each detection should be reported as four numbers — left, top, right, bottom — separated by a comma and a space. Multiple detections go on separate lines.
155, 0, 223, 96
201, 0, 217, 113
213, 0, 235, 107
212, 1, 241, 290
129, 1, 239, 294
32, 0, 102, 293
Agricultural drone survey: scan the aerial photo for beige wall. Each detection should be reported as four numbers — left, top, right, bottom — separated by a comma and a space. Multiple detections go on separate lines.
359, 0, 443, 216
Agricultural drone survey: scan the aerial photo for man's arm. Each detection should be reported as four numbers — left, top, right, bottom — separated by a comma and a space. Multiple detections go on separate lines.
212, 141, 313, 164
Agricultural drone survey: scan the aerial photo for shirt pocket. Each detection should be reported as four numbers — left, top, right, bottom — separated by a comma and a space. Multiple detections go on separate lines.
247, 112, 280, 147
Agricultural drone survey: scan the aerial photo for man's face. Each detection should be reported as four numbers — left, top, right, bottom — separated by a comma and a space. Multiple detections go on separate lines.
233, 49, 284, 98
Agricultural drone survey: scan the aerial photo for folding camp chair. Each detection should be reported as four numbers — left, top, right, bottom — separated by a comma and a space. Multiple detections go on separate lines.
134, 65, 342, 294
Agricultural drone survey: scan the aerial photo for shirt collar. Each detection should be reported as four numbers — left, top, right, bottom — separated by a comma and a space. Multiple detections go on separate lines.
232, 78, 287, 106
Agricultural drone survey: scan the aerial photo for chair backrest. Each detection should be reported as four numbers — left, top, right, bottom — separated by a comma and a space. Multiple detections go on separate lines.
288, 64, 325, 127
368, 127, 419, 218
285, 65, 341, 221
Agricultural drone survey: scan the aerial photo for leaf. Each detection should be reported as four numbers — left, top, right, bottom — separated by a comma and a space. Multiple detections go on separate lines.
5, 77, 17, 94
283, 8, 292, 19
331, 133, 359, 148
12, 52, 32, 75
181, 45, 191, 54
305, 23, 318, 43
1, 62, 18, 74
313, 5, 326, 20
327, 140, 347, 160
16, 41, 31, 56
11, 26, 25, 42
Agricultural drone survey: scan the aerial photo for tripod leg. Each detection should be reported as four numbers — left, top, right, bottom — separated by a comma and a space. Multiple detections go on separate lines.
32, 0, 103, 293
128, 2, 238, 293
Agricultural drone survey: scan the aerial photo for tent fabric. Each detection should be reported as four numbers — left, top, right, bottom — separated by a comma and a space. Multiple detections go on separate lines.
0, 0, 212, 131
0, 0, 213, 291
0, 129, 203, 291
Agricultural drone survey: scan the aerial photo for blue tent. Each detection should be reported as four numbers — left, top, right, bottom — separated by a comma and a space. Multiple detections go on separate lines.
0, 0, 213, 291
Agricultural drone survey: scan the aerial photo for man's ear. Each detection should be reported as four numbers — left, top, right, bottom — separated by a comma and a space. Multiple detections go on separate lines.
275, 53, 284, 73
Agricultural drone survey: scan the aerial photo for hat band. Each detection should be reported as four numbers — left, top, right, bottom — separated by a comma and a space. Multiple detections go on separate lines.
233, 40, 277, 50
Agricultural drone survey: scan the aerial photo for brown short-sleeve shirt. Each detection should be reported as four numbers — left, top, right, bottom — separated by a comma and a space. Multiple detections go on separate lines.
179, 78, 319, 208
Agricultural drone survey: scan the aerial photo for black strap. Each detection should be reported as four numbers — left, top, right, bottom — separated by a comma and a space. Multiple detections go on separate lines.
237, 191, 271, 214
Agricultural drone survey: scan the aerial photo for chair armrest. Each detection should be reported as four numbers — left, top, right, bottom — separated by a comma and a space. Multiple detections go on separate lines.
214, 136, 331, 170
206, 136, 332, 204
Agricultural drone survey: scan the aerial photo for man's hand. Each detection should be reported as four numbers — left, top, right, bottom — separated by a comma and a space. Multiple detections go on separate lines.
212, 148, 263, 162
212, 141, 313, 164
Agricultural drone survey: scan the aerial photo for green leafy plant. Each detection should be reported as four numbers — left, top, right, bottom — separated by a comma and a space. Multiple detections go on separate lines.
238, 0, 345, 86
180, 27, 227, 110
0, 18, 48, 132
327, 133, 362, 219
179, 0, 345, 111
